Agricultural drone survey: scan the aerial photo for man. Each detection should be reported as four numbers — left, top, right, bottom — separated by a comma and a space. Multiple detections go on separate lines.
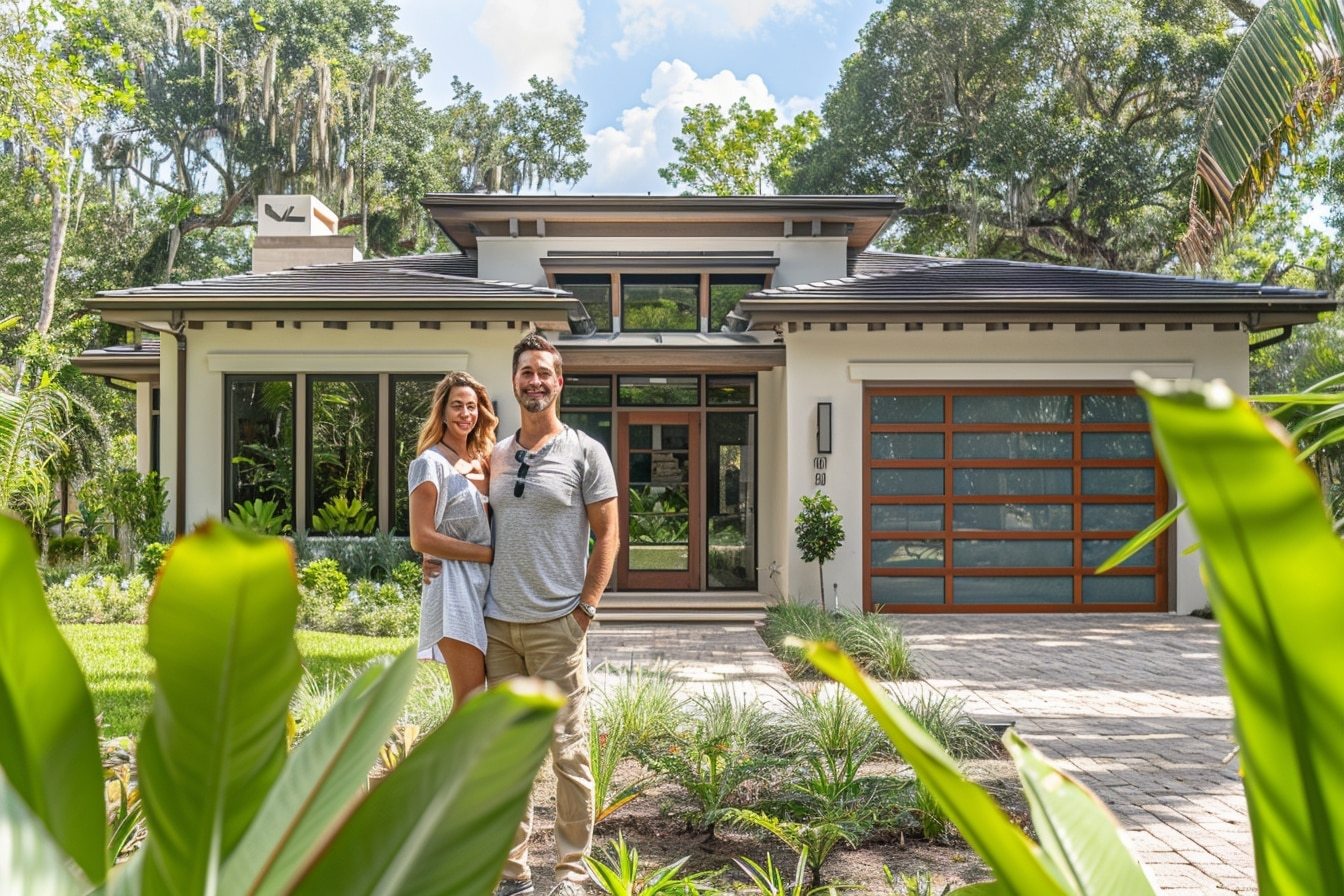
486, 333, 619, 896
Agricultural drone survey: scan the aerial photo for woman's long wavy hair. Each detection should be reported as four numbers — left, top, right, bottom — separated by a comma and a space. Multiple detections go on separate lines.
416, 371, 498, 460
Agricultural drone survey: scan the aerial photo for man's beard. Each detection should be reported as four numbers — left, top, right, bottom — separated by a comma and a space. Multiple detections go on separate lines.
517, 388, 556, 413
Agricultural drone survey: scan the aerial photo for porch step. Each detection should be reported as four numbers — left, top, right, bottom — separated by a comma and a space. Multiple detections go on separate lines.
594, 591, 772, 624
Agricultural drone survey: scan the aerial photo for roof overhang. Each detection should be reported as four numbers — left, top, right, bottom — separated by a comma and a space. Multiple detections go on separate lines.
421, 194, 903, 252
71, 342, 160, 383
87, 295, 595, 334
730, 298, 1334, 332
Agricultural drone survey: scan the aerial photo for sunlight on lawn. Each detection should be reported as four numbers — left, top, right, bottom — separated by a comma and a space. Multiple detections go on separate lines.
62, 624, 412, 737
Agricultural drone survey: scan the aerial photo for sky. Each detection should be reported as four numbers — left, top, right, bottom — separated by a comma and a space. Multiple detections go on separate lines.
392, 0, 882, 195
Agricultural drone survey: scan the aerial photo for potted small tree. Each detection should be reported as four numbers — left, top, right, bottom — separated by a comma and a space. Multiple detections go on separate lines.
794, 490, 845, 613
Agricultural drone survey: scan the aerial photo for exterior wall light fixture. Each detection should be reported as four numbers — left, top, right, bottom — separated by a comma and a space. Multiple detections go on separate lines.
817, 401, 832, 454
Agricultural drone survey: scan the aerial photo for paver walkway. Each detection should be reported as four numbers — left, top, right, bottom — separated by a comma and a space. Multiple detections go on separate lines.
590, 613, 1254, 896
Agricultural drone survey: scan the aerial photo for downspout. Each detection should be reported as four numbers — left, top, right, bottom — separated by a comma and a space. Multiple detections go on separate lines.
170, 311, 187, 537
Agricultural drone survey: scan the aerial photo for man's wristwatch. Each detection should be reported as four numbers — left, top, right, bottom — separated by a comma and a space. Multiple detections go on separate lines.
576, 602, 597, 619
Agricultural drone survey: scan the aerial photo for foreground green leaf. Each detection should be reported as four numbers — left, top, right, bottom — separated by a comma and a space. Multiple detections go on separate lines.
222, 650, 420, 895
1004, 730, 1155, 896
0, 514, 105, 884
799, 643, 1068, 896
291, 678, 563, 895
0, 767, 86, 896
136, 524, 303, 895
1140, 375, 1344, 893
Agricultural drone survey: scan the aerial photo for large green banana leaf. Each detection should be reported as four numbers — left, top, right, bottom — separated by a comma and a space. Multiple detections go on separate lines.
0, 514, 106, 884
135, 523, 303, 896
1141, 376, 1344, 893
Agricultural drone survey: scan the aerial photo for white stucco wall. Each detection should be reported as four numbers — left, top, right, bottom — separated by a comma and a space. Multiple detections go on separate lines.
476, 236, 847, 288
163, 322, 522, 529
769, 324, 1250, 615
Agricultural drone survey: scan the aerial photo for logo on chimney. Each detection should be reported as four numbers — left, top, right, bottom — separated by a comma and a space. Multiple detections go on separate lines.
264, 203, 306, 223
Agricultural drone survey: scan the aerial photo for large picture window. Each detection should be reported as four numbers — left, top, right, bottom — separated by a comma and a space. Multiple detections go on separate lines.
391, 375, 443, 534
622, 274, 699, 332
865, 386, 1167, 612
226, 376, 295, 531
308, 376, 378, 534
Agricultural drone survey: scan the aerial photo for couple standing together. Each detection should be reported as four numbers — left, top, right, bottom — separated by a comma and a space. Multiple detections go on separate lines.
407, 332, 618, 896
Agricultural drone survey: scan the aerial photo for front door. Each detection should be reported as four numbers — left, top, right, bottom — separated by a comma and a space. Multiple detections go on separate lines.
617, 412, 701, 590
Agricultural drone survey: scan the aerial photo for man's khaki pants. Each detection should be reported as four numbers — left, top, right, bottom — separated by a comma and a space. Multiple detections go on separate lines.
485, 614, 594, 885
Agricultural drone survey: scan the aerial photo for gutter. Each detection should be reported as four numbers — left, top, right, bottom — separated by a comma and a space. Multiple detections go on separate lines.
1249, 325, 1293, 353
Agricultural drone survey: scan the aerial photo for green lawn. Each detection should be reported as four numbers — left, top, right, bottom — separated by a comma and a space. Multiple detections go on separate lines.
62, 624, 413, 738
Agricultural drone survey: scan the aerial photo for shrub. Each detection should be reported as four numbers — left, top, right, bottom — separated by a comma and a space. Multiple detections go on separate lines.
227, 498, 289, 535
46, 533, 85, 565
137, 542, 170, 579
298, 559, 349, 631
45, 574, 152, 624
390, 559, 422, 600
311, 495, 376, 535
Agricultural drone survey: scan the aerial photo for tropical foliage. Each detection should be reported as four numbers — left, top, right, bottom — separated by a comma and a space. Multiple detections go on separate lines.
0, 517, 562, 894
1180, 0, 1344, 264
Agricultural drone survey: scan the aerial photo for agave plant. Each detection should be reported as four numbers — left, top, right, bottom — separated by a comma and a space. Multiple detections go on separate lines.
0, 518, 561, 895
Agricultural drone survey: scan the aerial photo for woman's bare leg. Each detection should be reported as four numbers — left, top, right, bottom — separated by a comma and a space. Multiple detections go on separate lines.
437, 636, 486, 712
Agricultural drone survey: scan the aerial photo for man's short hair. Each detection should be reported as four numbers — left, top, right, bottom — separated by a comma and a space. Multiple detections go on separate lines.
512, 332, 563, 376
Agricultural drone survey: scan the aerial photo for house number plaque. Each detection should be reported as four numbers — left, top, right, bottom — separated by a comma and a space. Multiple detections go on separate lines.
813, 455, 827, 486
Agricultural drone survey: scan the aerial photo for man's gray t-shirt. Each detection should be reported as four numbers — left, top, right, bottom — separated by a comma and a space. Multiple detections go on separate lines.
485, 426, 618, 623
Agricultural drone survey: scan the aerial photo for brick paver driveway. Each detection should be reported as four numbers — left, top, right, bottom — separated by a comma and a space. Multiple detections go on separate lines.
895, 614, 1253, 895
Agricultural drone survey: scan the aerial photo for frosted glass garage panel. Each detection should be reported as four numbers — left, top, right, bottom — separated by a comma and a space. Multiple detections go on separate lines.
953, 504, 1072, 530
871, 505, 945, 531
1082, 576, 1156, 604
872, 577, 944, 605
872, 540, 945, 567
1082, 504, 1155, 530
954, 468, 1072, 495
870, 395, 943, 424
952, 395, 1071, 424
871, 433, 944, 460
1082, 432, 1153, 459
1083, 394, 1147, 423
953, 577, 1073, 604
1082, 468, 1155, 495
872, 469, 944, 496
952, 432, 1072, 459
1083, 539, 1155, 568
954, 540, 1072, 568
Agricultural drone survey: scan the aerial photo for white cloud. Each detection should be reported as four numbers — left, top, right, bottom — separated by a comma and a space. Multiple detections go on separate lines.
613, 0, 815, 59
472, 0, 586, 90
565, 59, 820, 194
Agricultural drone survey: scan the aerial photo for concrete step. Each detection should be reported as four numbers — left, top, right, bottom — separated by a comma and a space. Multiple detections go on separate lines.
595, 591, 772, 624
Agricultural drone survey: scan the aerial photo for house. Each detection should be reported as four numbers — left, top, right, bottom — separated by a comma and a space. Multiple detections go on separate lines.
75, 192, 1334, 615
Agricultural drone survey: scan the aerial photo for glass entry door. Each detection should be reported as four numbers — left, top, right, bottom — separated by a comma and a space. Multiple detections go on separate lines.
617, 412, 701, 590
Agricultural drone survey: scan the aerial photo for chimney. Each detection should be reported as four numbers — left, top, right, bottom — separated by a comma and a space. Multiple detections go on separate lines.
251, 194, 363, 273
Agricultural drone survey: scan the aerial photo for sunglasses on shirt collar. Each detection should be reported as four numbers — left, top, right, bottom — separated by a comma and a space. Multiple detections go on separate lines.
513, 449, 530, 498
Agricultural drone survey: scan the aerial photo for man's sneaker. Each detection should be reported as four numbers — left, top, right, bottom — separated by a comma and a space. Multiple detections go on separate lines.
546, 882, 586, 896
494, 879, 534, 896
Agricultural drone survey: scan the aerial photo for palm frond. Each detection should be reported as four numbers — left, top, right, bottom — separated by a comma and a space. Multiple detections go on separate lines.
1181, 0, 1344, 265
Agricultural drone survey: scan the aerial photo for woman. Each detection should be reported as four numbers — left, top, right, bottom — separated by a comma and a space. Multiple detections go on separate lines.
407, 371, 497, 711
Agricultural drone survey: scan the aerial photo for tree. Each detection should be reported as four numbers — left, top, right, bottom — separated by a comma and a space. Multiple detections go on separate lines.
0, 0, 136, 384
427, 75, 589, 195
658, 97, 820, 195
786, 0, 1235, 269
1179, 0, 1344, 265
794, 490, 845, 611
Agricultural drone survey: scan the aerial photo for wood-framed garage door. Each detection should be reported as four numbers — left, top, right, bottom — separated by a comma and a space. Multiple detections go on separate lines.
864, 386, 1168, 612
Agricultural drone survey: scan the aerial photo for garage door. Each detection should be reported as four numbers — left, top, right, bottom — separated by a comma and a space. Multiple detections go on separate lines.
864, 386, 1167, 612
